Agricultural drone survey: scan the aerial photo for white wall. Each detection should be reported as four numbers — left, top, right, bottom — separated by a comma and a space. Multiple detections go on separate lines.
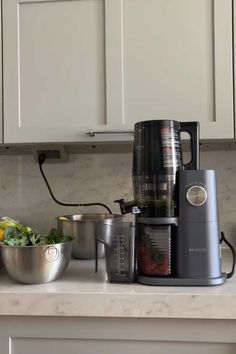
0, 150, 236, 244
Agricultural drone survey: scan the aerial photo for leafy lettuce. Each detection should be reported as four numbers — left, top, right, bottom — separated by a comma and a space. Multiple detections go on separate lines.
1, 223, 72, 246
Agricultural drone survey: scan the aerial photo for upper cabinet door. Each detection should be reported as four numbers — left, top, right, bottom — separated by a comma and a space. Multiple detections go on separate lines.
0, 3, 2, 144
3, 0, 234, 143
3, 0, 124, 143
119, 0, 234, 140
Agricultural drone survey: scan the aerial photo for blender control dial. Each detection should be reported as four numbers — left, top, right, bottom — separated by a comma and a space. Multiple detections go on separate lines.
186, 185, 207, 206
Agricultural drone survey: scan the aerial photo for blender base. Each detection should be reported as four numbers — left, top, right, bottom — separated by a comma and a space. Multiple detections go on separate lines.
136, 273, 227, 286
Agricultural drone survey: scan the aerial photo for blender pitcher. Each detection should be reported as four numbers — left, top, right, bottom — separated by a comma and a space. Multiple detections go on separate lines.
133, 120, 200, 218
95, 221, 135, 283
133, 120, 199, 277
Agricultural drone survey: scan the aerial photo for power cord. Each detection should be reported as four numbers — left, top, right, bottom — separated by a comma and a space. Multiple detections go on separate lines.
38, 153, 112, 214
220, 231, 235, 279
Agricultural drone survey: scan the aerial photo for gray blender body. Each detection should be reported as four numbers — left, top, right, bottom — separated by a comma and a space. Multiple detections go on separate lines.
176, 170, 225, 282
137, 169, 226, 286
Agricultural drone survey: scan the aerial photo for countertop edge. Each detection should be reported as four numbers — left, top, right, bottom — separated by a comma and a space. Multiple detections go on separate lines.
0, 292, 236, 319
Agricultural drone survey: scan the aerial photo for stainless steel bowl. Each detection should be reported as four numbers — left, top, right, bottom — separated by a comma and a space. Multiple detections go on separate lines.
0, 255, 3, 270
57, 214, 123, 260
1, 241, 72, 284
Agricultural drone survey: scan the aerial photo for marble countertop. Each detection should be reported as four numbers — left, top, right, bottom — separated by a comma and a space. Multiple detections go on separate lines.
0, 250, 235, 319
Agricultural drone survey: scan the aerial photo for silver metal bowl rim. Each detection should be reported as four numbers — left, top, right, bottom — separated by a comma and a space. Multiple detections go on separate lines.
0, 240, 73, 249
56, 213, 123, 222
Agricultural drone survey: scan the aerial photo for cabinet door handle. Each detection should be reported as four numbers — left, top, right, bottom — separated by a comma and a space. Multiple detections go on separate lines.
86, 129, 134, 137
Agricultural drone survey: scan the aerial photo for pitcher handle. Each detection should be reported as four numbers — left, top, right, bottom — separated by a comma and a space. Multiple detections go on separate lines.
180, 121, 200, 170
95, 238, 107, 273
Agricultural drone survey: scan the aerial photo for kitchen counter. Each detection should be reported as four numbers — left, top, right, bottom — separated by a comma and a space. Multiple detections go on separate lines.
0, 249, 235, 319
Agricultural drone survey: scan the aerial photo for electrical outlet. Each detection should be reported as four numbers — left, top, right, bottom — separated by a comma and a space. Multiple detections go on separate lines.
32, 145, 69, 163
0, 146, 20, 154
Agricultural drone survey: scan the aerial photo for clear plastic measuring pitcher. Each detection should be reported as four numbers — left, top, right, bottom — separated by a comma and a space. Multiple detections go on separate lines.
95, 221, 135, 283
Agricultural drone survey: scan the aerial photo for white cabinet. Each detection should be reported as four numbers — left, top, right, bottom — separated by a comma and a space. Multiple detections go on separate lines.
10, 338, 236, 354
2, 0, 234, 143
1, 317, 236, 354
120, 0, 234, 140
3, 0, 125, 143
0, 4, 2, 144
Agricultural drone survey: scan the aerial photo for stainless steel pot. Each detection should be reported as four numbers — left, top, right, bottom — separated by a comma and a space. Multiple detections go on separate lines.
57, 214, 123, 260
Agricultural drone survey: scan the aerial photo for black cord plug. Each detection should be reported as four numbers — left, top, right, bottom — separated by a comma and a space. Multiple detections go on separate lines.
38, 153, 46, 165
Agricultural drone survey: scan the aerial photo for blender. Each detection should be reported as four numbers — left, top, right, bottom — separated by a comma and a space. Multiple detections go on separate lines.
116, 119, 226, 286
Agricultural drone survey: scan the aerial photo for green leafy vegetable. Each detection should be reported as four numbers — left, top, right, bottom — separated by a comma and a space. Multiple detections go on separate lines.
0, 219, 17, 230
1, 223, 72, 246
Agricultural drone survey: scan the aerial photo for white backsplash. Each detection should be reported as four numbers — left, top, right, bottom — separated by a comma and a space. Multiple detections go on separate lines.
1, 150, 236, 244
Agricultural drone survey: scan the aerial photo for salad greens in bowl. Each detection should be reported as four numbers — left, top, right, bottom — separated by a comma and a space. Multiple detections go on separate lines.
1, 223, 72, 247
0, 221, 73, 284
